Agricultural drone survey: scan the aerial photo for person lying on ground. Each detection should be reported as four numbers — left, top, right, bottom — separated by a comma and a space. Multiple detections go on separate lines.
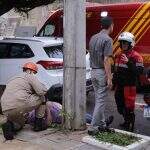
26, 101, 93, 127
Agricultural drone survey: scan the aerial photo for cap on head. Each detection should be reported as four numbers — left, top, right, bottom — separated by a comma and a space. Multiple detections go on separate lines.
118, 32, 135, 47
23, 62, 38, 72
101, 16, 113, 29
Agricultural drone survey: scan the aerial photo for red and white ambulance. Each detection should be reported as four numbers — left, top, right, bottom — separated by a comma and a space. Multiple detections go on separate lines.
37, 2, 150, 87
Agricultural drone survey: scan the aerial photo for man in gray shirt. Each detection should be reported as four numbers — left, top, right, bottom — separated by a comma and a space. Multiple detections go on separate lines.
88, 16, 114, 135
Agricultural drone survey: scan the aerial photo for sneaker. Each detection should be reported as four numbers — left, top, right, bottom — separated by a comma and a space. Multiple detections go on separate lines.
106, 115, 114, 127
2, 120, 14, 140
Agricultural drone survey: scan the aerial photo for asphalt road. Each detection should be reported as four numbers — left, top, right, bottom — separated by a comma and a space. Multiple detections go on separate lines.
86, 91, 150, 136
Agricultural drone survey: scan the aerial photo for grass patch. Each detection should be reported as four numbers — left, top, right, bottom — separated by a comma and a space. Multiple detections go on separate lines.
93, 131, 140, 146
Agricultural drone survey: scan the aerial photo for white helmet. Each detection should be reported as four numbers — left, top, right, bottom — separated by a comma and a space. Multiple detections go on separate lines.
118, 32, 135, 47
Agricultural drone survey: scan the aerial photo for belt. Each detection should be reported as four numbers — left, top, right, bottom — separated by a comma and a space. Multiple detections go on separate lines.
92, 68, 104, 69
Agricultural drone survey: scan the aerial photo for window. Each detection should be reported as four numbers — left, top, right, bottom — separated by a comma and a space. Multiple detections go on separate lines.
9, 44, 34, 58
0, 44, 9, 58
44, 45, 63, 58
0, 43, 34, 58
38, 24, 55, 36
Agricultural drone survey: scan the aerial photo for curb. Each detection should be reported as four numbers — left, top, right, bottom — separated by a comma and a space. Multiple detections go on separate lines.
82, 129, 150, 150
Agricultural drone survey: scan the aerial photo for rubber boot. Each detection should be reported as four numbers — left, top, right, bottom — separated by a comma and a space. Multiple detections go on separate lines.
2, 120, 14, 140
33, 117, 47, 132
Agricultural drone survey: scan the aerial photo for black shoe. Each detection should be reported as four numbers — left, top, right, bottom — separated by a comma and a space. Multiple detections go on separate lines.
2, 120, 14, 140
106, 116, 114, 127
88, 126, 99, 136
98, 126, 115, 133
122, 111, 135, 132
120, 121, 135, 132
119, 122, 126, 128
33, 118, 47, 132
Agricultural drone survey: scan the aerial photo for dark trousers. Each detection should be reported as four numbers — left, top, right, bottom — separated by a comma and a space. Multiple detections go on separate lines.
115, 85, 135, 131
115, 86, 126, 116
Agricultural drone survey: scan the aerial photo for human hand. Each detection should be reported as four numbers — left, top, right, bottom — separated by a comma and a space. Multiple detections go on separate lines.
121, 54, 128, 63
107, 78, 112, 89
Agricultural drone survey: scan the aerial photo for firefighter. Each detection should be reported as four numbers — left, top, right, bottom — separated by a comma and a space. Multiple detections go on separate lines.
1, 62, 48, 140
113, 32, 143, 131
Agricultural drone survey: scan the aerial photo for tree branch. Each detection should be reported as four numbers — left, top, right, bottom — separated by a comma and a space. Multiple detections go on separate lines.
0, 0, 56, 16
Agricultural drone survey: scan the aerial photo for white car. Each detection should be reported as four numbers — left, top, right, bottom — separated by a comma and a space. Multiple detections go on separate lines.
0, 37, 92, 100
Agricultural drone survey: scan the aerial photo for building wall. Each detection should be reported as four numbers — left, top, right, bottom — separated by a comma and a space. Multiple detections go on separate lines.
0, 0, 62, 36
0, 0, 149, 36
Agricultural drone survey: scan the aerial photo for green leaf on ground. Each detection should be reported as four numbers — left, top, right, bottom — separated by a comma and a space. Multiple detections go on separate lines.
48, 123, 61, 129
93, 131, 140, 146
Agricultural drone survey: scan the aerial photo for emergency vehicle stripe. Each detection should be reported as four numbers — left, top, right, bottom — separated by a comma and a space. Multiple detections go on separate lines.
113, 3, 144, 43
140, 54, 150, 63
113, 2, 150, 55
131, 12, 149, 34
113, 14, 150, 53
136, 18, 150, 43
127, 11, 148, 34
113, 3, 150, 54
113, 3, 145, 45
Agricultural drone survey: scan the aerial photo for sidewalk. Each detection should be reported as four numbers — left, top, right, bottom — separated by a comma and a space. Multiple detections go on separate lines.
0, 125, 101, 150
0, 124, 150, 150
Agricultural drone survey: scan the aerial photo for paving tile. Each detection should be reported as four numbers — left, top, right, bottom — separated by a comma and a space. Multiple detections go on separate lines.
72, 143, 103, 150
16, 126, 58, 141
30, 137, 55, 149
45, 132, 70, 143
0, 139, 51, 150
51, 140, 83, 150
31, 136, 83, 150
67, 130, 88, 142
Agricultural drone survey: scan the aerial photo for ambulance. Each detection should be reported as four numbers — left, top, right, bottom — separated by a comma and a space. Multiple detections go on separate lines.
37, 2, 150, 87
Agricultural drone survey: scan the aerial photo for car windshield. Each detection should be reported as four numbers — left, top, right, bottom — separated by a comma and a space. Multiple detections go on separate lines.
44, 45, 63, 58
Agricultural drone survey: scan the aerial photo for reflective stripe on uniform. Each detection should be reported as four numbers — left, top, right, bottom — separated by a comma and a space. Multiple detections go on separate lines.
136, 62, 144, 67
115, 63, 128, 68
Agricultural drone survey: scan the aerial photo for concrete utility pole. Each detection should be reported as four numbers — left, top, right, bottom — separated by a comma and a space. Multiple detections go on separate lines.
63, 0, 86, 130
